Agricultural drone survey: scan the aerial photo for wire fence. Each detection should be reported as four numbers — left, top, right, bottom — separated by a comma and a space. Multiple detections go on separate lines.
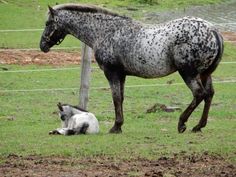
0, 23, 235, 94
0, 63, 235, 93
0, 22, 235, 33
0, 46, 81, 52
0, 61, 235, 74
0, 80, 235, 93
0, 21, 236, 51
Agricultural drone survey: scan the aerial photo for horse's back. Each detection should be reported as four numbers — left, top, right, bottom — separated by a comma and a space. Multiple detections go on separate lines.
120, 17, 221, 77
118, 25, 177, 78
96, 16, 221, 78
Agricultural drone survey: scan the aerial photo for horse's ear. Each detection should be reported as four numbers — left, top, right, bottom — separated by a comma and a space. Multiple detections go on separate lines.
48, 5, 56, 17
57, 102, 63, 111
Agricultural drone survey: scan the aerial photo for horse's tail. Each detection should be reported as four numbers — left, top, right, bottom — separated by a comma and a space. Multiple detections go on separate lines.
204, 30, 224, 75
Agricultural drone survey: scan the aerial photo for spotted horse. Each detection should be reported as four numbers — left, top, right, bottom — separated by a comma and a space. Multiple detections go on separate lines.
40, 4, 224, 133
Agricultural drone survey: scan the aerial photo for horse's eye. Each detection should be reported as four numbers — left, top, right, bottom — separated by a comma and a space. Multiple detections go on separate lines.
59, 111, 67, 121
45, 21, 50, 26
60, 113, 66, 121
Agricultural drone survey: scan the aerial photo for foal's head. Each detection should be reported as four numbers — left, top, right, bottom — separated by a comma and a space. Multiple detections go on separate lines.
40, 6, 66, 52
57, 102, 87, 121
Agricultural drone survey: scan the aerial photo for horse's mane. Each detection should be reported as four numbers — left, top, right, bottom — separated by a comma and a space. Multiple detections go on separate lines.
61, 103, 88, 112
53, 3, 129, 19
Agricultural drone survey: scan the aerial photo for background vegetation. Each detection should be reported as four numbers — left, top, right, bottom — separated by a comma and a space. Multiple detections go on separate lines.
0, 0, 229, 48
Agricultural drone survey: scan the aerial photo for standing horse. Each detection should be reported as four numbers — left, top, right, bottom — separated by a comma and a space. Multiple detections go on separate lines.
40, 4, 224, 133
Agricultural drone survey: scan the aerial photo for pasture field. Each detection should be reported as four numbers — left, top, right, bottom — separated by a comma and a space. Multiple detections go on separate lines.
0, 43, 236, 164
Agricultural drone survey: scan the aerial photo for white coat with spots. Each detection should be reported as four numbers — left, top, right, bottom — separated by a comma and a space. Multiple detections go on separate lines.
49, 103, 99, 135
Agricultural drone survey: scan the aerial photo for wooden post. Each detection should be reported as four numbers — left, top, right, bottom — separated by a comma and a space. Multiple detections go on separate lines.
79, 43, 92, 110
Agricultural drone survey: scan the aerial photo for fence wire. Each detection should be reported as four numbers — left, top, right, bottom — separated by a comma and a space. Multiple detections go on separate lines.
0, 23, 235, 94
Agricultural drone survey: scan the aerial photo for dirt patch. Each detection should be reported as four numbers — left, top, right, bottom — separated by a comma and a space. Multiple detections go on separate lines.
146, 103, 181, 113
0, 50, 83, 66
0, 152, 235, 177
222, 31, 236, 45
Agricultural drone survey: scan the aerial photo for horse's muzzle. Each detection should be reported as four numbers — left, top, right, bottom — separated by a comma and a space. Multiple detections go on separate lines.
40, 41, 50, 53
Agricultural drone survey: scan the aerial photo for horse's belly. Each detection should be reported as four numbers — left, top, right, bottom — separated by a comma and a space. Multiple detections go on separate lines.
123, 56, 177, 78
122, 29, 176, 78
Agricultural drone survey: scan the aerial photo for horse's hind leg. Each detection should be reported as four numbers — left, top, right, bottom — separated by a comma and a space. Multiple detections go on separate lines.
178, 71, 206, 133
192, 75, 214, 132
78, 122, 89, 134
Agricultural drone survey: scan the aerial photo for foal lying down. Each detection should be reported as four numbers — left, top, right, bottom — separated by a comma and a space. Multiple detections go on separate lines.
49, 103, 99, 135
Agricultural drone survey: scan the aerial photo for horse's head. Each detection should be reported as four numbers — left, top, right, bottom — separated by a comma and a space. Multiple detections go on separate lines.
57, 102, 87, 121
40, 6, 67, 53
57, 102, 73, 121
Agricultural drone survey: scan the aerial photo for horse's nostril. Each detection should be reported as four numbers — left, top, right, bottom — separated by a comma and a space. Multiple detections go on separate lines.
46, 37, 50, 42
40, 40, 50, 53
40, 46, 50, 53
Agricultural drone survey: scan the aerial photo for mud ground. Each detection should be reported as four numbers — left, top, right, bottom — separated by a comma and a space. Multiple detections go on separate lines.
0, 152, 235, 177
0, 50, 83, 66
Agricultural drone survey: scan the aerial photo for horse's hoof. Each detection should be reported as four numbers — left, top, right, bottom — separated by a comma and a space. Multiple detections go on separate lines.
178, 124, 186, 133
49, 130, 60, 135
109, 127, 122, 134
192, 126, 202, 133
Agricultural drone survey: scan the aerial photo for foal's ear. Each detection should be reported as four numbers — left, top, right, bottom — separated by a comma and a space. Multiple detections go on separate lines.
48, 5, 57, 17
57, 102, 63, 111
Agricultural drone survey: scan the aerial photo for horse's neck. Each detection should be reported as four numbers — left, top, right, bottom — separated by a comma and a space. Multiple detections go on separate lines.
71, 107, 83, 115
62, 11, 131, 48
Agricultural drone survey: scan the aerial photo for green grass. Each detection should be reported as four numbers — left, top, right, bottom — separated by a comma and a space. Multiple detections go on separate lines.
0, 43, 236, 161
0, 0, 229, 49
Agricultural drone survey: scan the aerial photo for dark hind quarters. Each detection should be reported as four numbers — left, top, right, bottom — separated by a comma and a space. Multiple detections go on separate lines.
191, 74, 214, 132
65, 129, 76, 135
203, 30, 224, 76
201, 30, 223, 76
177, 68, 215, 133
200, 74, 215, 97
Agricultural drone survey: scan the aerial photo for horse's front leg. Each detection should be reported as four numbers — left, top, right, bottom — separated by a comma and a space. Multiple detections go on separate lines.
49, 128, 70, 135
49, 128, 63, 135
104, 68, 126, 133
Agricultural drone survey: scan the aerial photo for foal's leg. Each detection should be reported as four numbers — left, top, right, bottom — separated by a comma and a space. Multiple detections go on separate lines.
104, 69, 126, 133
178, 72, 207, 133
49, 129, 61, 135
49, 128, 69, 135
192, 75, 214, 132
73, 122, 89, 135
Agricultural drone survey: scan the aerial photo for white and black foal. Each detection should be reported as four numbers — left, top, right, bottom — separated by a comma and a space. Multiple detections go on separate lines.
49, 102, 99, 135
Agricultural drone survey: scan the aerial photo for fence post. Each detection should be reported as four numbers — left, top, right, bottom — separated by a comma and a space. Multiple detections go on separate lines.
79, 43, 92, 110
